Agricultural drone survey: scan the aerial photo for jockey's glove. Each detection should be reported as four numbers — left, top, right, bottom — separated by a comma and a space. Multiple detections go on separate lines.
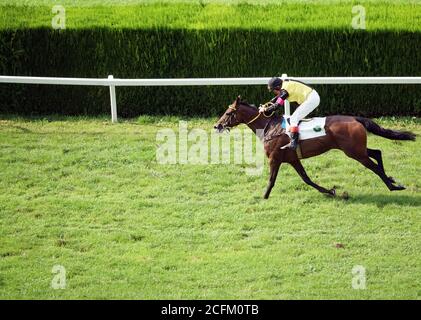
265, 103, 280, 113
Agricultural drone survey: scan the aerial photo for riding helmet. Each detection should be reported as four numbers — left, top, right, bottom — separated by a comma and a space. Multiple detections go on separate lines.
268, 77, 283, 91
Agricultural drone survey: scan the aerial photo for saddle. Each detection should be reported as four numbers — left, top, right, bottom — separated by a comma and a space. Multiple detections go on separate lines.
263, 116, 327, 143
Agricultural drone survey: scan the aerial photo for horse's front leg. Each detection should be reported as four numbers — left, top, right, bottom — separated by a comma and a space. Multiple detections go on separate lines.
264, 158, 282, 199
290, 160, 336, 196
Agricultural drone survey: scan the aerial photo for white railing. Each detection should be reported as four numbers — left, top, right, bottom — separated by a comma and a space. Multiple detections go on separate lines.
1, 74, 421, 122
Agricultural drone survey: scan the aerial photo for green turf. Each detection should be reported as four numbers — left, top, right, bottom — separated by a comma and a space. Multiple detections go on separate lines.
3, 0, 419, 5
0, 115, 420, 299
0, 0, 420, 30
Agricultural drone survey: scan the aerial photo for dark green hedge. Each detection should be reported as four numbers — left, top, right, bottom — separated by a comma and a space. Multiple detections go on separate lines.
1, 28, 420, 117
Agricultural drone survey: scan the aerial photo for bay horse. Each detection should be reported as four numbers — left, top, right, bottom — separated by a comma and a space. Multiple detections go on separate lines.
214, 96, 416, 199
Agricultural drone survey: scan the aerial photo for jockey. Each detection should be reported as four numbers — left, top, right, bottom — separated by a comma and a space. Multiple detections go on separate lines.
259, 77, 320, 150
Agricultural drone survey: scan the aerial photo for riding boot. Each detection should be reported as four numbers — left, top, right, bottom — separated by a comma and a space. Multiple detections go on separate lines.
289, 126, 299, 150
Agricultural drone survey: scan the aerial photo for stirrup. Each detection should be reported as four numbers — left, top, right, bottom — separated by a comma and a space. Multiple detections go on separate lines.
289, 132, 299, 150
289, 138, 298, 150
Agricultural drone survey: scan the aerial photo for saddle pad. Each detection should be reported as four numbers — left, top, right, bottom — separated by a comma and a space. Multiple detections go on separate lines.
282, 116, 327, 140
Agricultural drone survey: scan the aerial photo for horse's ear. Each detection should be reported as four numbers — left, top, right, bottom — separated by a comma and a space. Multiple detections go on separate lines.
236, 95, 241, 103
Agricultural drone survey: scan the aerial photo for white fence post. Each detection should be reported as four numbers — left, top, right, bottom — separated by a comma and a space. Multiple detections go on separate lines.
281, 73, 290, 117
108, 75, 117, 123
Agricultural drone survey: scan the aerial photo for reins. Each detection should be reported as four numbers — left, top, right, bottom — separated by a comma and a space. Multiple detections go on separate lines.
228, 103, 274, 125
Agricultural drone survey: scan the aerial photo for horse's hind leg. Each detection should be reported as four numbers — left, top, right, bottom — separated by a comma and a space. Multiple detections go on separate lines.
367, 148, 396, 184
337, 123, 403, 191
353, 155, 405, 191
290, 160, 336, 196
367, 149, 384, 172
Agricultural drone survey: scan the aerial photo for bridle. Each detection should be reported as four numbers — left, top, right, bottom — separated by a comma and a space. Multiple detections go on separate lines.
228, 103, 274, 125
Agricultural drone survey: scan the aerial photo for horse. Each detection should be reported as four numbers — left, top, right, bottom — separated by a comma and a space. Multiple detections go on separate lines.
214, 96, 416, 199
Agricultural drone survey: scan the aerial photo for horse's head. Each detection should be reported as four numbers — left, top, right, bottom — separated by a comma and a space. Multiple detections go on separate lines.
214, 96, 242, 133
214, 95, 259, 133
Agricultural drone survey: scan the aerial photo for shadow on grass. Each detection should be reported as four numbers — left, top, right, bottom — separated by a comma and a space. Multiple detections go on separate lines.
347, 193, 421, 207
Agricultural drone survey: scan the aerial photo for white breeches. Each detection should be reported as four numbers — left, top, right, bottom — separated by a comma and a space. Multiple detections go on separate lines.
290, 90, 320, 127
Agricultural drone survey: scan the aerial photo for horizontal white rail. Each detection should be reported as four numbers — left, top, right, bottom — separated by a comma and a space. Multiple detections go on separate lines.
0, 76, 110, 86
1, 76, 421, 86
1, 75, 421, 122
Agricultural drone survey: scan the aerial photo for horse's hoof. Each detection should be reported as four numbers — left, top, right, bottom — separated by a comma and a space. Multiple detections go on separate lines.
325, 188, 336, 197
391, 184, 406, 191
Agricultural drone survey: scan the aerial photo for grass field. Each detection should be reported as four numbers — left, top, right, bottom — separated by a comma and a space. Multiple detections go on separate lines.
0, 115, 420, 299
1, 0, 420, 30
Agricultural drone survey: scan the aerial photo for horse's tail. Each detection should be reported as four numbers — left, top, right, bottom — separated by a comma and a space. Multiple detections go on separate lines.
355, 117, 416, 141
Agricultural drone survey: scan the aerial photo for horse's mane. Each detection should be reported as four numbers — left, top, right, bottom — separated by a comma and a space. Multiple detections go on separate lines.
239, 100, 257, 109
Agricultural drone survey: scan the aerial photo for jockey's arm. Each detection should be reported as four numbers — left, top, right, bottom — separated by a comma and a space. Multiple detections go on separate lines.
266, 89, 289, 112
